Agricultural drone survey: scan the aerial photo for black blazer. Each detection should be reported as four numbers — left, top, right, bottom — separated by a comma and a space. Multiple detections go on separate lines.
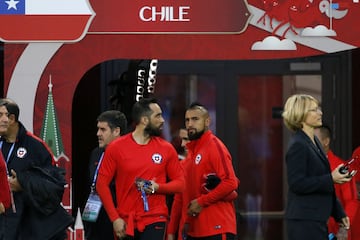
85, 147, 115, 240
285, 130, 346, 222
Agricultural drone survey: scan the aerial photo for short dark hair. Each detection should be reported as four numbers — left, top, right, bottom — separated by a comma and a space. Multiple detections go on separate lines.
132, 98, 158, 124
317, 125, 332, 139
187, 102, 209, 117
97, 110, 127, 134
0, 98, 20, 122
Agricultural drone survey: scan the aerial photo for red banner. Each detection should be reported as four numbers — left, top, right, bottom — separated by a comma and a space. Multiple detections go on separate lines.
89, 0, 251, 33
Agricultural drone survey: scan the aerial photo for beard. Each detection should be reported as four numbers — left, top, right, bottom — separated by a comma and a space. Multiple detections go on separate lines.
188, 128, 205, 140
144, 123, 162, 136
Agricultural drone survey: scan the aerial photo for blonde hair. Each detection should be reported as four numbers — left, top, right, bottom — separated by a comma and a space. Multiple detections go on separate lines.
282, 94, 319, 131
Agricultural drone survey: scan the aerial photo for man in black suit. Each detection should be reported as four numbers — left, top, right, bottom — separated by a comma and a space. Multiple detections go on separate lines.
84, 110, 127, 240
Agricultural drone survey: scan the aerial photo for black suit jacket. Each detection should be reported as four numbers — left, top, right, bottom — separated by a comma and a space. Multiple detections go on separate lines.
85, 147, 116, 240
285, 130, 346, 222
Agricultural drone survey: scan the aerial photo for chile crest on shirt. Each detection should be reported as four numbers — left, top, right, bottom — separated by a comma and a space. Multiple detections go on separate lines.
195, 154, 202, 165
17, 147, 27, 158
152, 153, 163, 164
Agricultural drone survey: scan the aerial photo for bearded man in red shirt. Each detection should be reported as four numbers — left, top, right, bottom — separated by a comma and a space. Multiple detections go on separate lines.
183, 102, 239, 240
96, 98, 185, 240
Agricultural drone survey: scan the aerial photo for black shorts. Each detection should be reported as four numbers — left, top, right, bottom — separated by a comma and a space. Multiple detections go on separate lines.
123, 222, 166, 240
187, 233, 236, 240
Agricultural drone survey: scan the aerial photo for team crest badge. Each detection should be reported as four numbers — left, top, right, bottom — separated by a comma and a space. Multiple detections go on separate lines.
152, 153, 163, 164
195, 154, 202, 164
17, 147, 27, 158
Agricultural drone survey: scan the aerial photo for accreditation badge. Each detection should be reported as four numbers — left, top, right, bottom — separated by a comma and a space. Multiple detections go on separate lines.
82, 191, 102, 222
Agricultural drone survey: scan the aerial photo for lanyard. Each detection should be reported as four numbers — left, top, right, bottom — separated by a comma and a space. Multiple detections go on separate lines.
0, 141, 15, 164
91, 152, 104, 188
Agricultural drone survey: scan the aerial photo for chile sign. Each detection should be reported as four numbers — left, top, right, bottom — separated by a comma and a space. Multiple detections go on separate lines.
0, 0, 359, 56
89, 0, 251, 33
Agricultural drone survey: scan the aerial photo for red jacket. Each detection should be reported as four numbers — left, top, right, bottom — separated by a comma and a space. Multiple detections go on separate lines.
182, 131, 238, 237
350, 147, 360, 239
352, 147, 360, 182
167, 159, 189, 240
167, 155, 238, 240
0, 153, 11, 209
327, 150, 358, 240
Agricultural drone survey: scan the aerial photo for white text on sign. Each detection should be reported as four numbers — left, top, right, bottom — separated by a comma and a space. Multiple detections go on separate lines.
139, 6, 190, 22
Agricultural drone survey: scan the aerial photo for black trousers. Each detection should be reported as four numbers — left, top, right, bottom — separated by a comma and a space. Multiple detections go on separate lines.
286, 219, 328, 240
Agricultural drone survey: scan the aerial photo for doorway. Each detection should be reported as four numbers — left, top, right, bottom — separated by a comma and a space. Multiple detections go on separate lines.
71, 54, 352, 239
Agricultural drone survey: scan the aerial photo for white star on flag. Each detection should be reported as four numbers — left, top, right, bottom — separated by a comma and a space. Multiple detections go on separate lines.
5, 0, 20, 10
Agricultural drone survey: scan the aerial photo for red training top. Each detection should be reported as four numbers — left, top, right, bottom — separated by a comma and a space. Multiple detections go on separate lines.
327, 150, 358, 240
0, 152, 11, 209
349, 147, 360, 239
167, 156, 239, 240
96, 133, 185, 237
184, 131, 238, 237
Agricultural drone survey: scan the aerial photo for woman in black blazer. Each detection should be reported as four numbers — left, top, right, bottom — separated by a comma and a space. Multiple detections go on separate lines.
282, 94, 353, 240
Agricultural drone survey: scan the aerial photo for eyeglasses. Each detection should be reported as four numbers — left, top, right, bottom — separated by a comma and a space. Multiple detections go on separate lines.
308, 107, 322, 113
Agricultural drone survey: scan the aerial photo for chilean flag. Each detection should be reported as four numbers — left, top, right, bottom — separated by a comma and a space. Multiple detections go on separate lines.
0, 0, 95, 42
